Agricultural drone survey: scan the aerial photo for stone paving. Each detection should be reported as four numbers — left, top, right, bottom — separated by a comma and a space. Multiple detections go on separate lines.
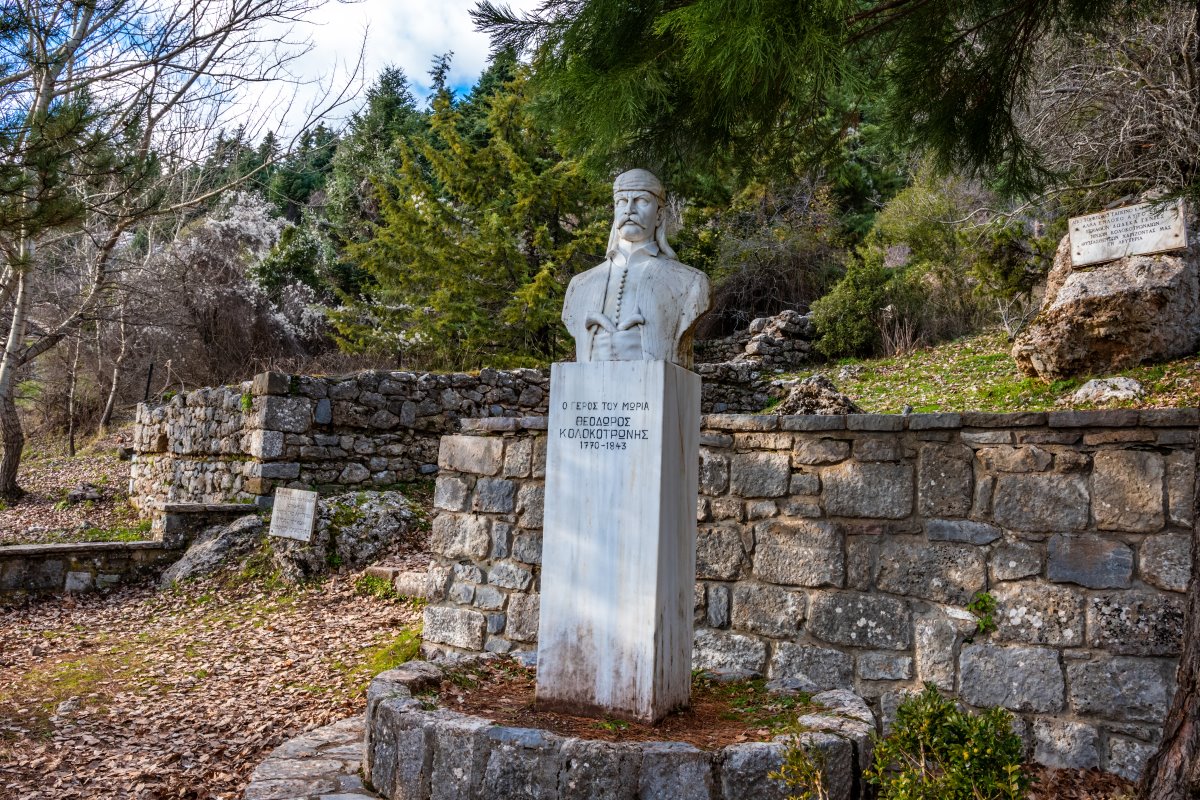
242, 716, 380, 800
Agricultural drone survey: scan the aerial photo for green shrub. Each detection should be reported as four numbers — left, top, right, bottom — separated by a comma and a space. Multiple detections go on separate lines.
809, 256, 893, 357
866, 684, 1028, 800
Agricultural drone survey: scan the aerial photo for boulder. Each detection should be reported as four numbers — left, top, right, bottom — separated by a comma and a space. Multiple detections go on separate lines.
1013, 231, 1200, 379
1071, 377, 1145, 404
272, 490, 416, 581
773, 375, 862, 416
160, 514, 264, 586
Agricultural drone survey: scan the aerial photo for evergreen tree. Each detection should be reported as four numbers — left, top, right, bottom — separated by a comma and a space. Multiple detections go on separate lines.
329, 68, 608, 368
473, 0, 1149, 192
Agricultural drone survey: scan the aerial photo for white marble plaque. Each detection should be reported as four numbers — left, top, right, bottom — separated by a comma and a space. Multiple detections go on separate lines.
1069, 200, 1187, 267
268, 488, 318, 542
536, 360, 699, 723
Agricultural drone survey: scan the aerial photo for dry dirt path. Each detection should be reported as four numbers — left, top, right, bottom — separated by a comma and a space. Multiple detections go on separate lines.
0, 572, 421, 799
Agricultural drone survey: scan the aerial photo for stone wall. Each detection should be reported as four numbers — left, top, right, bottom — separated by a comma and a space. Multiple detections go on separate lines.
0, 541, 182, 603
130, 369, 550, 509
420, 408, 1196, 782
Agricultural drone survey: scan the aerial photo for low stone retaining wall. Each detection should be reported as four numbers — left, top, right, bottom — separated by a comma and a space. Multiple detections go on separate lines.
131, 369, 551, 509
419, 408, 1196, 781
363, 660, 875, 800
0, 541, 181, 603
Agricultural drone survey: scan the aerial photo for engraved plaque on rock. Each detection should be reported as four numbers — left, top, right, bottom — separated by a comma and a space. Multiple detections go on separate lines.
268, 487, 319, 542
1069, 200, 1188, 267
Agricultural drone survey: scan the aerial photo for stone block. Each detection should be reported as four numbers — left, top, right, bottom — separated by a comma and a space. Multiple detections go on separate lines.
907, 413, 962, 429
472, 477, 516, 513
925, 518, 1001, 545
430, 514, 491, 560
822, 462, 913, 519
959, 643, 1064, 713
991, 473, 1089, 531
717, 742, 786, 800
1167, 451, 1194, 527
704, 414, 778, 431
699, 450, 729, 495
789, 472, 820, 495
792, 438, 850, 466
503, 438, 533, 478
484, 727, 563, 800
853, 437, 902, 461
434, 476, 471, 511
857, 652, 913, 681
252, 371, 290, 396
914, 614, 958, 690
991, 581, 1084, 646
1093, 450, 1165, 532
706, 584, 730, 628
438, 435, 504, 476
512, 531, 543, 565
1047, 534, 1132, 589
489, 562, 533, 592
249, 429, 285, 460
876, 540, 986, 606
257, 396, 312, 433
1087, 590, 1184, 656
64, 571, 93, 592
962, 412, 1046, 427
729, 452, 792, 497
506, 593, 540, 642
697, 525, 749, 580
339, 463, 369, 483
367, 700, 430, 799
710, 498, 744, 521
1140, 533, 1191, 592
1033, 719, 1100, 770
313, 398, 332, 424
752, 519, 843, 588
558, 739, 640, 799
692, 628, 768, 675
1107, 736, 1159, 782
731, 583, 806, 638
429, 711, 493, 798
638, 742, 716, 800
846, 414, 904, 431
808, 591, 912, 650
917, 443, 973, 517
988, 542, 1043, 582
423, 606, 487, 650
780, 416, 846, 432
1067, 656, 1176, 723
976, 446, 1052, 473
256, 462, 300, 479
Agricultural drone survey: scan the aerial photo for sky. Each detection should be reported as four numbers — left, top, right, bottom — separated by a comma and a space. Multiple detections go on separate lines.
256, 0, 541, 138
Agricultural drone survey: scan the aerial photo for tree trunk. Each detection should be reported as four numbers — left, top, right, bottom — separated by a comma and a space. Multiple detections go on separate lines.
97, 303, 127, 435
66, 333, 80, 457
1139, 427, 1200, 799
0, 268, 29, 501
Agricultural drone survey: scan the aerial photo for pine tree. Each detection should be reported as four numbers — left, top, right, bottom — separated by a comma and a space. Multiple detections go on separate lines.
329, 66, 608, 369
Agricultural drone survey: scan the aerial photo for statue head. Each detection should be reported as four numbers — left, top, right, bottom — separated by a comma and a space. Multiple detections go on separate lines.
606, 169, 677, 260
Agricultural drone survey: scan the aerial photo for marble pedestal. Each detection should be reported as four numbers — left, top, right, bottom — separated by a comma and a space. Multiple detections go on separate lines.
536, 360, 700, 723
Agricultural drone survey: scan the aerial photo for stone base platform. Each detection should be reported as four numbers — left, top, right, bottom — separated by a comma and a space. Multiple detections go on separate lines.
364, 660, 877, 800
243, 716, 379, 800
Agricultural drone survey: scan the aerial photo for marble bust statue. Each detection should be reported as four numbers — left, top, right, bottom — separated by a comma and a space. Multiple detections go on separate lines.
562, 169, 711, 369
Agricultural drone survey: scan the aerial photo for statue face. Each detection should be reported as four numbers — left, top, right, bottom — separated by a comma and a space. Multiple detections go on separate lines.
613, 190, 660, 245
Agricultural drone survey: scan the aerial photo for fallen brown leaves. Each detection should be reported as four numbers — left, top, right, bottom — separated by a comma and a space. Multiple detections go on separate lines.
1027, 765, 1136, 799
0, 429, 138, 545
0, 572, 421, 799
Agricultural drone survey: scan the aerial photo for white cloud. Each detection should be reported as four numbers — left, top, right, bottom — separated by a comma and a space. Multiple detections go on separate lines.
242, 0, 540, 139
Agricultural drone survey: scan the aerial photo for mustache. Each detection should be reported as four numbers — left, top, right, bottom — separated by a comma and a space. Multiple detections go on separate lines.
618, 217, 645, 228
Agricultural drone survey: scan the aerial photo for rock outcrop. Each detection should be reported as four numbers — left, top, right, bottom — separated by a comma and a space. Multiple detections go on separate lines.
773, 375, 863, 415
1013, 232, 1200, 379
271, 490, 416, 582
